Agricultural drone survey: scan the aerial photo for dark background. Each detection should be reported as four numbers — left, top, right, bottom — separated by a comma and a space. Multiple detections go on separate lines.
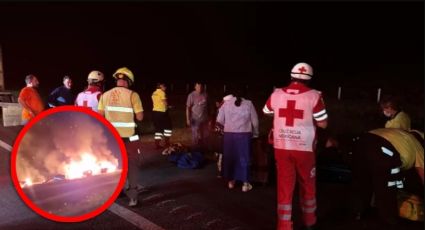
0, 2, 423, 95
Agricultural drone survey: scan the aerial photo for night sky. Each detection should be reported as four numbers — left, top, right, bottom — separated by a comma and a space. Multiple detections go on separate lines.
0, 2, 423, 94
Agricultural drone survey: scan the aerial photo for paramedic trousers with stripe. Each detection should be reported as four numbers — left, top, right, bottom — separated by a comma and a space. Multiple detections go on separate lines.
274, 149, 317, 230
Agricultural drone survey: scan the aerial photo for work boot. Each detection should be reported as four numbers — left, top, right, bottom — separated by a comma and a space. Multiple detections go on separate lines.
128, 198, 138, 207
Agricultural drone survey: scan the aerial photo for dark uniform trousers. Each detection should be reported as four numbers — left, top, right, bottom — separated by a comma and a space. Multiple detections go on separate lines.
122, 137, 143, 200
351, 133, 403, 225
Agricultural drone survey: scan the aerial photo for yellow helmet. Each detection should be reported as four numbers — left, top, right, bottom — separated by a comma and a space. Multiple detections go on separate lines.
113, 67, 134, 83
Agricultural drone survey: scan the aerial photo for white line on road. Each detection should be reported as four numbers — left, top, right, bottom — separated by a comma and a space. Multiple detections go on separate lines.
185, 211, 203, 220
205, 218, 221, 228
169, 205, 189, 214
0, 139, 12, 151
142, 193, 164, 202
108, 203, 165, 230
156, 199, 176, 207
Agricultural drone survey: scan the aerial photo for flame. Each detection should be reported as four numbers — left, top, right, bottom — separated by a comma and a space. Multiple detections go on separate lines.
25, 178, 32, 187
64, 152, 118, 180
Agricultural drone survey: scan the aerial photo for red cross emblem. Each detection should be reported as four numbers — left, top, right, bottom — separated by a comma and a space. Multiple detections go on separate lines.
298, 66, 307, 73
279, 100, 304, 127
82, 100, 93, 110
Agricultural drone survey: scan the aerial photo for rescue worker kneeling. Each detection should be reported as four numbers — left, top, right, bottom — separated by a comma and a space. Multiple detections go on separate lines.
98, 67, 144, 207
351, 128, 424, 228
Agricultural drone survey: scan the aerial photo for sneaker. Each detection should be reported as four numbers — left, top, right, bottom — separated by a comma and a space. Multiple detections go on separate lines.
242, 183, 253, 192
228, 180, 235, 189
128, 198, 138, 207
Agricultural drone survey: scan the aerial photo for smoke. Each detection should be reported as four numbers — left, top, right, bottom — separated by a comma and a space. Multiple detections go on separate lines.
16, 111, 121, 184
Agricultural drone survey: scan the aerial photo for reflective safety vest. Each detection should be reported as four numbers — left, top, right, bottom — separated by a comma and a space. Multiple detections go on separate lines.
369, 128, 424, 170
270, 89, 322, 151
75, 90, 101, 112
152, 88, 167, 112
101, 87, 136, 138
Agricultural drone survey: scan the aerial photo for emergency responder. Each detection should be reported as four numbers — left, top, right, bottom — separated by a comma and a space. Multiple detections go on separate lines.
351, 128, 424, 229
151, 82, 173, 149
263, 62, 328, 230
379, 95, 411, 131
48, 75, 75, 107
98, 67, 144, 207
75, 70, 104, 112
18, 74, 45, 125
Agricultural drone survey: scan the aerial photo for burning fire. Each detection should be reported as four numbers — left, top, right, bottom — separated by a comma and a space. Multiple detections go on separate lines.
64, 152, 118, 180
25, 178, 32, 187
19, 152, 119, 188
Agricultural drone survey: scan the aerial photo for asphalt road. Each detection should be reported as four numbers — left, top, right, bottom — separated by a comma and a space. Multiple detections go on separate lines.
0, 124, 423, 230
22, 171, 121, 217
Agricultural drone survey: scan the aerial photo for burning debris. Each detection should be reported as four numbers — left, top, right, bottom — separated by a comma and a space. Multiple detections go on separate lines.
16, 111, 122, 188
64, 153, 118, 180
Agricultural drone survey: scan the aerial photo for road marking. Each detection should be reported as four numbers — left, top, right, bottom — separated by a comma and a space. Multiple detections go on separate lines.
185, 211, 203, 220
108, 203, 165, 230
205, 218, 221, 228
0, 137, 164, 230
156, 199, 176, 207
142, 193, 164, 202
0, 139, 12, 152
169, 204, 189, 214
226, 227, 242, 230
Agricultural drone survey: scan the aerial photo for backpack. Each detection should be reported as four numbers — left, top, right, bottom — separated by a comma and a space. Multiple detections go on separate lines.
168, 152, 204, 169
397, 189, 424, 221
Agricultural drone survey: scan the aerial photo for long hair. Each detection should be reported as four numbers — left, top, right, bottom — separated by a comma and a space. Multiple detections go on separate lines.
226, 85, 244, 107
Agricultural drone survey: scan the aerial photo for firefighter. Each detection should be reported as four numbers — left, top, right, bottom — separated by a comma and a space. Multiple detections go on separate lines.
351, 128, 424, 229
75, 70, 105, 112
151, 82, 173, 149
263, 63, 328, 230
98, 67, 144, 207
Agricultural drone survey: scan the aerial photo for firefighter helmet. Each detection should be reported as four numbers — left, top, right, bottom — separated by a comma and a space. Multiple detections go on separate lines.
87, 70, 104, 83
290, 62, 313, 80
113, 67, 134, 83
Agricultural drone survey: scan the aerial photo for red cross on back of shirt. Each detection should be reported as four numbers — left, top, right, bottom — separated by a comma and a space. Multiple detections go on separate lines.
82, 100, 92, 110
279, 100, 304, 127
